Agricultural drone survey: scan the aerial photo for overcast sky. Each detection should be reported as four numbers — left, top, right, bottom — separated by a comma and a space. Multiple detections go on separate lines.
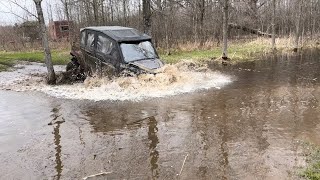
0, 0, 62, 25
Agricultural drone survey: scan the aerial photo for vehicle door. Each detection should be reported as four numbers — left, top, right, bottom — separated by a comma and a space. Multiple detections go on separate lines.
96, 33, 121, 76
83, 30, 100, 75
79, 30, 88, 72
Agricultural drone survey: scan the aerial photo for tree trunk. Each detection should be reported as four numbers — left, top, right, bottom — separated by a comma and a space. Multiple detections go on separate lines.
34, 0, 56, 84
92, 0, 99, 25
165, 21, 170, 55
222, 0, 229, 60
61, 0, 73, 44
164, 0, 173, 55
110, 0, 114, 22
101, 0, 106, 25
85, 1, 91, 26
199, 0, 205, 47
195, 0, 205, 47
123, 0, 127, 26
271, 0, 276, 50
142, 0, 152, 35
138, 0, 142, 29
294, 0, 302, 52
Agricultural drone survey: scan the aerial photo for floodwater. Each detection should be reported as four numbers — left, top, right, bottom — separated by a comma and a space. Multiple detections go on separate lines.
1, 50, 320, 179
0, 62, 232, 101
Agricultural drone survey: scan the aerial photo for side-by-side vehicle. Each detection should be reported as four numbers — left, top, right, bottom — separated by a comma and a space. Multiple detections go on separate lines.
67, 26, 164, 78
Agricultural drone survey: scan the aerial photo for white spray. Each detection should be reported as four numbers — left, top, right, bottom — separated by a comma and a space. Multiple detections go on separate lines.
0, 61, 232, 101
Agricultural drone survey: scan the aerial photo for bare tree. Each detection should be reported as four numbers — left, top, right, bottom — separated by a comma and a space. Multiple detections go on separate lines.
46, 0, 320, 52
194, 0, 205, 46
222, 0, 229, 60
123, 0, 127, 26
293, 0, 303, 52
142, 0, 152, 35
271, 0, 276, 50
92, 0, 99, 25
2, 0, 320, 56
100, 0, 106, 24
60, 0, 74, 44
34, 0, 56, 84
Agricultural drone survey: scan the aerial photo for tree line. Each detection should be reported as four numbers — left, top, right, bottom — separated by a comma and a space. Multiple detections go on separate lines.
57, 0, 320, 50
2, 0, 320, 52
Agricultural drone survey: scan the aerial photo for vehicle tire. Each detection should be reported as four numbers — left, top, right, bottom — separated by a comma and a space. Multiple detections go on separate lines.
66, 61, 77, 72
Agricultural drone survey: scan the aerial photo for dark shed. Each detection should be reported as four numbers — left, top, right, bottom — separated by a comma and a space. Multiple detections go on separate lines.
49, 21, 72, 40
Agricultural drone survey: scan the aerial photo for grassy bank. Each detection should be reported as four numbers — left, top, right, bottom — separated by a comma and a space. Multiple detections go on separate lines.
0, 50, 70, 71
160, 40, 269, 64
0, 38, 318, 72
301, 143, 320, 180
160, 38, 320, 64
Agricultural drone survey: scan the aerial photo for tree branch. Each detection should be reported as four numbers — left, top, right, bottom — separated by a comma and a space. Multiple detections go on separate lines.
0, 10, 27, 21
7, 0, 38, 19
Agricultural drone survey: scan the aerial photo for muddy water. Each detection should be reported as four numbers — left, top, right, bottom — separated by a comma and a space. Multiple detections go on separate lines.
0, 62, 232, 101
1, 50, 320, 179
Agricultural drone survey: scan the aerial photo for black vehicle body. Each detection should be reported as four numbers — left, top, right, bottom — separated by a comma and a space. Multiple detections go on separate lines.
70, 26, 164, 77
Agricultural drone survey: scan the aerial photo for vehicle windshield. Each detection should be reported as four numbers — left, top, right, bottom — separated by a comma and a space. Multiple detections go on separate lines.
120, 41, 157, 62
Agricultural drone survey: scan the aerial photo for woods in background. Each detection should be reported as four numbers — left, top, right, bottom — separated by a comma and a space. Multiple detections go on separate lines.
1, 0, 320, 52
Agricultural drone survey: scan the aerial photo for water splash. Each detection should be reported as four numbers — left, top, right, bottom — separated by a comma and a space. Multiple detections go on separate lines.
0, 61, 232, 101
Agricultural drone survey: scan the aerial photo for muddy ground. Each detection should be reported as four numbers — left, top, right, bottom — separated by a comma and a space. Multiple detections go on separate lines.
0, 50, 320, 179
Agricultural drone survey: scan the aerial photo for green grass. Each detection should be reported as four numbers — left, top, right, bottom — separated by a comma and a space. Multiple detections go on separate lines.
0, 58, 15, 71
159, 42, 270, 64
301, 143, 320, 180
0, 50, 70, 71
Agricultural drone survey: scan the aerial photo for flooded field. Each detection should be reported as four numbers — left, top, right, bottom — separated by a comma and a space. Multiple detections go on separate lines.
0, 50, 320, 179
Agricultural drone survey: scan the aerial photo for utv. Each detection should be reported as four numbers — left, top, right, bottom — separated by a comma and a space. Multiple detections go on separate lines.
67, 26, 164, 78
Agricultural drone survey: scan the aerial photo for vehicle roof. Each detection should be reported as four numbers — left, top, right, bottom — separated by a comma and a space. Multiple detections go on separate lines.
81, 26, 152, 42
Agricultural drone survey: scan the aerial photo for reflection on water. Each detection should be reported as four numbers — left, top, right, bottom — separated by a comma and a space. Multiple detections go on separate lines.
218, 99, 229, 180
84, 105, 157, 134
51, 106, 64, 180
147, 117, 159, 179
53, 122, 63, 180
0, 50, 320, 179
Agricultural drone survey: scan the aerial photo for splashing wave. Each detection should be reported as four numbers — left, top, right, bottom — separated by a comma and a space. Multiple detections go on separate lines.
0, 61, 232, 101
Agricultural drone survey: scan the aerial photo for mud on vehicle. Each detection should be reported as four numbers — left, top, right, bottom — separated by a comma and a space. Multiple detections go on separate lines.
67, 26, 164, 79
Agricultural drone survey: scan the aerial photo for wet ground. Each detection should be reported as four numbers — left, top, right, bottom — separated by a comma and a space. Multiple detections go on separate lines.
1, 50, 320, 179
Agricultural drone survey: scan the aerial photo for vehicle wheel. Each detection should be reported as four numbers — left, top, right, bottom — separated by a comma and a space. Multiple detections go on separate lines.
66, 61, 77, 72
